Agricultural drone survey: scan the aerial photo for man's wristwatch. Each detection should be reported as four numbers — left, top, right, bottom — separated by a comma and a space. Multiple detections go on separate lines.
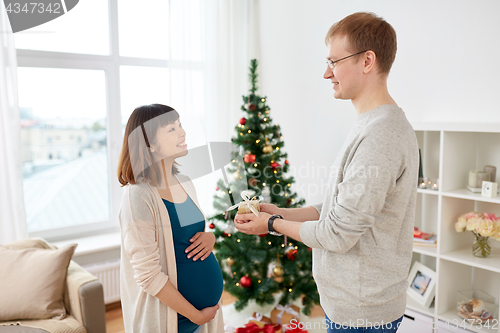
268, 214, 283, 236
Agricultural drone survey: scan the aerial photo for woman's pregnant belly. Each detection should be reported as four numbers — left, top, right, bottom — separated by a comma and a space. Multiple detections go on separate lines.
177, 252, 223, 311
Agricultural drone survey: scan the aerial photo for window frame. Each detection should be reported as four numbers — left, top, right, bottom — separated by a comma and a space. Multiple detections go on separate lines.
16, 0, 171, 242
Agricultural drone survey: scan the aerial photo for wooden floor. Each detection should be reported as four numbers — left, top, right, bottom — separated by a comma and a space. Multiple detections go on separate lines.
106, 292, 325, 333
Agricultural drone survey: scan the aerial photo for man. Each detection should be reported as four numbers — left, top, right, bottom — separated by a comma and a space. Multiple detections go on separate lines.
234, 12, 418, 332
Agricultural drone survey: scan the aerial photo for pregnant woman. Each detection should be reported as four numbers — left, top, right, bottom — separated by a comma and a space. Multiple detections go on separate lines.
117, 104, 224, 333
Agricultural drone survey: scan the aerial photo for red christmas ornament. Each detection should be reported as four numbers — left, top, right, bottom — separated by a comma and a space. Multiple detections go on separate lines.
244, 154, 256, 163
286, 246, 298, 261
209, 223, 215, 229
284, 160, 289, 165
248, 103, 257, 111
239, 117, 247, 125
307, 247, 313, 252
215, 186, 219, 191
259, 233, 267, 237
240, 275, 252, 288
270, 161, 281, 170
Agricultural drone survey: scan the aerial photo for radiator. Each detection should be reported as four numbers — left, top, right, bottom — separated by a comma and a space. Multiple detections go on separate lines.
83, 259, 121, 304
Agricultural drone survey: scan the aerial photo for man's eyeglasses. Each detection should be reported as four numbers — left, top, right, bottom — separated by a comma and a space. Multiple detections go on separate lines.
326, 50, 368, 69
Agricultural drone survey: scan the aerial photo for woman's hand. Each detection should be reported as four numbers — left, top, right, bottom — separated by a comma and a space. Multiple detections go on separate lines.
260, 202, 283, 216
191, 304, 220, 325
185, 231, 216, 261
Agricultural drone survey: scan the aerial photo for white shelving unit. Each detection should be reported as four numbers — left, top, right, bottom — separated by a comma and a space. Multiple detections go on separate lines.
408, 123, 500, 333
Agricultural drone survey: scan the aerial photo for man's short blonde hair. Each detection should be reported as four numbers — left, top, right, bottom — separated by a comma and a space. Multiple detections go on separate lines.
325, 12, 397, 75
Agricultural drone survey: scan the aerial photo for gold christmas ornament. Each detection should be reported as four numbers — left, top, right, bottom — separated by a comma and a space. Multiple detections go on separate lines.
273, 264, 284, 277
263, 144, 273, 154
226, 257, 235, 266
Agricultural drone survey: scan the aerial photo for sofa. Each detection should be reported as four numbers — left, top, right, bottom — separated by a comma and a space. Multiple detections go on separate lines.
0, 238, 107, 333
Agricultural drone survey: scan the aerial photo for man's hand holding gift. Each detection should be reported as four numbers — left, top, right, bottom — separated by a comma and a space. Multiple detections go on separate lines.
228, 191, 275, 235
234, 210, 272, 235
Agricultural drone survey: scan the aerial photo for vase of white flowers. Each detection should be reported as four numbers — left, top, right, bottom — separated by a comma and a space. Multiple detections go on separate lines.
455, 212, 500, 258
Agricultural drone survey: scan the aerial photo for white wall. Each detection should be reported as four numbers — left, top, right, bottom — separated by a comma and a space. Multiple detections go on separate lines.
258, 0, 500, 206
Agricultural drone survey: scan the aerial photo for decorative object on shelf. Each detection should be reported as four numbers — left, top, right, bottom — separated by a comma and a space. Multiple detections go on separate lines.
418, 177, 429, 189
468, 170, 478, 188
467, 166, 499, 193
481, 181, 498, 198
483, 165, 497, 183
475, 171, 491, 188
472, 233, 491, 258
455, 212, 500, 258
413, 227, 437, 247
407, 261, 436, 308
467, 183, 499, 194
430, 178, 439, 191
418, 149, 424, 179
457, 289, 497, 325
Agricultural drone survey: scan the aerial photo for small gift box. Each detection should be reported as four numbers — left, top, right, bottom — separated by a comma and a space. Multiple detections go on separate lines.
250, 312, 272, 325
238, 200, 260, 215
270, 304, 300, 327
227, 190, 261, 216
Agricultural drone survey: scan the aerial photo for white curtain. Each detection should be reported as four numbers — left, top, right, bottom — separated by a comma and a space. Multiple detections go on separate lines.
0, 7, 28, 244
169, 0, 260, 217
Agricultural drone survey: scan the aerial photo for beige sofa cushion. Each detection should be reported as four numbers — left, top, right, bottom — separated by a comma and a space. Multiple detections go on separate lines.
0, 242, 77, 321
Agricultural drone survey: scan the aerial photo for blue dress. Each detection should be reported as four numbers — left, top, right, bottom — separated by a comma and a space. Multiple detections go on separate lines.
162, 195, 224, 333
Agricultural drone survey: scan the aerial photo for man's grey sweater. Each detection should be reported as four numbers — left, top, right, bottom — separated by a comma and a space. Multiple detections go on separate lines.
300, 104, 419, 327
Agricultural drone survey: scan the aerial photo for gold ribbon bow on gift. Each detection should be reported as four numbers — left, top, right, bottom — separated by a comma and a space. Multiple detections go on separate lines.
275, 304, 300, 325
226, 190, 260, 217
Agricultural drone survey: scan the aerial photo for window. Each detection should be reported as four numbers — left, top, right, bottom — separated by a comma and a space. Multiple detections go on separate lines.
17, 67, 109, 233
14, 0, 195, 241
14, 0, 109, 55
117, 0, 169, 59
119, 66, 170, 125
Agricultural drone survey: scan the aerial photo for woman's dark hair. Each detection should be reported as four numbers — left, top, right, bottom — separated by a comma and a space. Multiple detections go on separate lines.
117, 104, 180, 186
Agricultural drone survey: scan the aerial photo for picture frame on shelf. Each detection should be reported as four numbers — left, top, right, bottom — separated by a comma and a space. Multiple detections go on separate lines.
407, 261, 436, 309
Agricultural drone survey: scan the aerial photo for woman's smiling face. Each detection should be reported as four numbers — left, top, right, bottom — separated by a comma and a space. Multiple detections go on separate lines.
151, 118, 188, 160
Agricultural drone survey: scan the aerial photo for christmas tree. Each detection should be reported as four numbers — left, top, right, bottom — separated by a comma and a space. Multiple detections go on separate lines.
208, 59, 320, 315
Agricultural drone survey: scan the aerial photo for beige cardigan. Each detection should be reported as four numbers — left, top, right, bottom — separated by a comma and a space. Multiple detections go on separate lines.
119, 173, 224, 333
